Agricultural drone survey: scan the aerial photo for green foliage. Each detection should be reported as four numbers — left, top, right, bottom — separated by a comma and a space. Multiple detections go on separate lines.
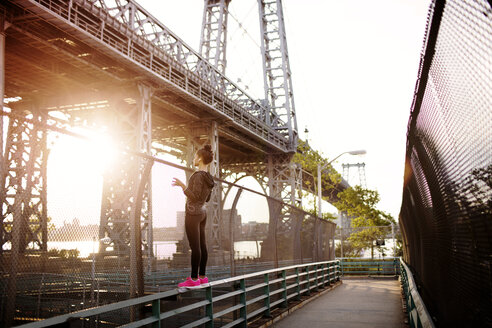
293, 140, 342, 194
335, 185, 395, 258
394, 231, 404, 257
302, 205, 337, 221
335, 186, 394, 225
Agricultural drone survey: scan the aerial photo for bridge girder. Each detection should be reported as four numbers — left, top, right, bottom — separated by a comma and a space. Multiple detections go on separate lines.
200, 0, 230, 75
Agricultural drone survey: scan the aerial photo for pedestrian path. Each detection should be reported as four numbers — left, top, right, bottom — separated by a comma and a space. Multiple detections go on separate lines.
273, 278, 405, 328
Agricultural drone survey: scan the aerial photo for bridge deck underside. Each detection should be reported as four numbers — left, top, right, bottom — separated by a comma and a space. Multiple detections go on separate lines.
2, 1, 348, 200
2, 1, 283, 162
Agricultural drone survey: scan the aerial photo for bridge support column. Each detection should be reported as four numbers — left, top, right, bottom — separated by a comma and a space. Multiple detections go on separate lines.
98, 84, 154, 267
208, 121, 222, 251
1, 102, 48, 327
263, 154, 302, 266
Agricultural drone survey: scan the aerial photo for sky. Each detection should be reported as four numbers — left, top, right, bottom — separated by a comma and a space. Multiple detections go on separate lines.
37, 0, 431, 228
135, 0, 430, 219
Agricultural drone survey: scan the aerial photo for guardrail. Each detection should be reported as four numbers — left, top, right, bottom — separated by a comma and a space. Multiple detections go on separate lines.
16, 260, 341, 328
400, 259, 435, 328
339, 257, 399, 276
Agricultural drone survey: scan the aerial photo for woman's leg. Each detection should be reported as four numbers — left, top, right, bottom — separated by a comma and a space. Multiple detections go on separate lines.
185, 213, 201, 279
198, 213, 208, 277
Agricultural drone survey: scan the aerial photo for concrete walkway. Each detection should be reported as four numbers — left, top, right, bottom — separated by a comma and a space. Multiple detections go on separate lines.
273, 278, 405, 328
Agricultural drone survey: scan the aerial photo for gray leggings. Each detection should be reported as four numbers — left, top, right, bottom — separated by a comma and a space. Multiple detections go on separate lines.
185, 212, 208, 279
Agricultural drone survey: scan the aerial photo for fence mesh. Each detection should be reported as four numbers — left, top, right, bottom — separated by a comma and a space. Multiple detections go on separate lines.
0, 111, 336, 326
400, 0, 492, 327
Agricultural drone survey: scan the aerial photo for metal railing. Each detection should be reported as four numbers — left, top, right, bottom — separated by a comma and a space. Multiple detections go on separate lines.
16, 260, 341, 328
0, 110, 337, 326
339, 257, 400, 276
400, 259, 435, 328
5, 0, 289, 151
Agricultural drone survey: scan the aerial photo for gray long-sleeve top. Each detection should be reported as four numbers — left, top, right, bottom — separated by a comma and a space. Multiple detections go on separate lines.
184, 171, 215, 215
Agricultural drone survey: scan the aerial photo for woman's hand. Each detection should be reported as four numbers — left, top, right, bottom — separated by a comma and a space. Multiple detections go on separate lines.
172, 178, 185, 189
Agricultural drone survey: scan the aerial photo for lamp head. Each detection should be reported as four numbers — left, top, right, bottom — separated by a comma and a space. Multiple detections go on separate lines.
348, 150, 366, 155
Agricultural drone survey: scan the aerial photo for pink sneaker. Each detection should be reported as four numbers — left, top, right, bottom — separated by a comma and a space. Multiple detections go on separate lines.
178, 277, 201, 288
199, 276, 209, 285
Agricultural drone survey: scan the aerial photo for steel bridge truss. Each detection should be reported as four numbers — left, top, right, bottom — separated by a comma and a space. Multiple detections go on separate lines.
0, 108, 48, 256
1, 0, 305, 265
98, 84, 153, 259
200, 0, 230, 75
258, 0, 298, 147
5, 0, 288, 151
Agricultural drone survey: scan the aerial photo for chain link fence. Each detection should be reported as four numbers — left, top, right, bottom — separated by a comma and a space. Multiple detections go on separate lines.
400, 0, 491, 327
0, 111, 336, 326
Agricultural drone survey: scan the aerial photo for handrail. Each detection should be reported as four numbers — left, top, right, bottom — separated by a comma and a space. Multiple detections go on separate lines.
339, 257, 400, 276
16, 260, 341, 328
400, 258, 435, 328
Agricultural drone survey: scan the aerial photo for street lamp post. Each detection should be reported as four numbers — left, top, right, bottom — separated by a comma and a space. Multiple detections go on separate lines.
316, 150, 366, 258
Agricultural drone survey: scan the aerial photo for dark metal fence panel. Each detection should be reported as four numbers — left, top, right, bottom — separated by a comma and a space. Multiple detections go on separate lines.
400, 0, 492, 327
0, 113, 336, 326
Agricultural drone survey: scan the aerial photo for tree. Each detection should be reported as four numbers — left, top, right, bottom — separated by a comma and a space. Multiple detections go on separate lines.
303, 206, 337, 221
335, 185, 395, 258
293, 140, 342, 216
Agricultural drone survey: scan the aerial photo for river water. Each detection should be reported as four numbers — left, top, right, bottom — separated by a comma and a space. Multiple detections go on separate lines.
48, 240, 262, 259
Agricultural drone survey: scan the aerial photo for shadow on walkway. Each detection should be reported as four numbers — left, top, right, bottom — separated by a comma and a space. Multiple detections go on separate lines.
273, 278, 405, 328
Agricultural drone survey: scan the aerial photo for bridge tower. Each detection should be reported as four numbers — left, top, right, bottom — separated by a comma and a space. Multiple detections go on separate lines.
0, 105, 49, 258
258, 0, 302, 262
342, 162, 367, 188
258, 0, 298, 146
197, 1, 230, 253
200, 0, 230, 75
197, 0, 302, 264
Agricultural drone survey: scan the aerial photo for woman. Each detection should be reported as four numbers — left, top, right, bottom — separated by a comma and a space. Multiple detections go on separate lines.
172, 144, 215, 288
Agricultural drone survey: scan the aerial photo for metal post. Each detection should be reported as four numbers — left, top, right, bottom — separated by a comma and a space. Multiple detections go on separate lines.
316, 164, 322, 262
281, 270, 287, 307
229, 188, 243, 277
295, 267, 300, 300
130, 159, 154, 299
36, 273, 45, 318
239, 279, 247, 328
391, 223, 396, 257
205, 286, 214, 328
305, 265, 310, 295
332, 229, 336, 260
152, 299, 161, 328
209, 121, 222, 251
91, 236, 96, 305
137, 83, 154, 263
264, 273, 271, 317
340, 218, 344, 258
317, 164, 322, 219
